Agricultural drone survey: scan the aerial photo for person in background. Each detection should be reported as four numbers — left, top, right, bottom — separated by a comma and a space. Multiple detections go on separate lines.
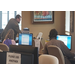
1, 14, 22, 41
43, 29, 75, 63
3, 29, 16, 47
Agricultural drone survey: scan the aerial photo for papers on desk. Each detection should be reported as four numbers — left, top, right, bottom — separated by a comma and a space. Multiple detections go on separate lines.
6, 52, 21, 64
37, 32, 43, 41
34, 39, 40, 52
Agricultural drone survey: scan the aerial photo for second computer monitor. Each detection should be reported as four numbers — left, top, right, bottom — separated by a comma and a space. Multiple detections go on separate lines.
56, 35, 72, 50
19, 33, 33, 46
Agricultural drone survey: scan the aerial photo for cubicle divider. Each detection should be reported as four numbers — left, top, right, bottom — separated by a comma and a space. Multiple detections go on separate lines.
0, 52, 34, 64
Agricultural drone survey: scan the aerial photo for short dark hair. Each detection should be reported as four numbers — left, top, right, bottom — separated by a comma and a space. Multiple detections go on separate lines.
49, 29, 58, 40
15, 14, 21, 19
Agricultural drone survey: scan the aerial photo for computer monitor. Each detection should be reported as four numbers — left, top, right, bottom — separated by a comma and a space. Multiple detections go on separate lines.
56, 35, 72, 50
9, 45, 38, 64
19, 33, 33, 46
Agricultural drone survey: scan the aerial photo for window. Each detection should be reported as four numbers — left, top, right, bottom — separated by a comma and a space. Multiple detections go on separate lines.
65, 11, 70, 35
2, 11, 7, 29
65, 11, 70, 32
0, 11, 21, 30
65, 11, 74, 35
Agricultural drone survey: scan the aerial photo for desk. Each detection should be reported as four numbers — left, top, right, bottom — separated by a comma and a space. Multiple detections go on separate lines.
15, 38, 44, 55
0, 52, 34, 64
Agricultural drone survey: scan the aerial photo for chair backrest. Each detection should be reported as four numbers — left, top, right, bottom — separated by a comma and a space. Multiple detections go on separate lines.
48, 45, 65, 64
39, 54, 59, 64
0, 43, 9, 51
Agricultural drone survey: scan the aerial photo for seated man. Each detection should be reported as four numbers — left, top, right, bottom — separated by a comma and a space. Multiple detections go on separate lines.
43, 29, 75, 64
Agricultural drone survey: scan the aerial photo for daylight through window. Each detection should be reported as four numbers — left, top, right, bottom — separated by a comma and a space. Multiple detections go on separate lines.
0, 11, 21, 30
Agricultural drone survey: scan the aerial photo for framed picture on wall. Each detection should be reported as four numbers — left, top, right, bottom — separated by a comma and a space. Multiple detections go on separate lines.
32, 11, 54, 24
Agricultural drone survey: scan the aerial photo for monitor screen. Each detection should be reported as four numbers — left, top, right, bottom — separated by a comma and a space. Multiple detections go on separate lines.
56, 35, 72, 50
9, 45, 38, 64
19, 33, 33, 46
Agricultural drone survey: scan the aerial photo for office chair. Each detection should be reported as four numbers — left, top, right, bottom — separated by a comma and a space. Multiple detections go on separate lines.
0, 43, 9, 51
39, 54, 59, 64
47, 45, 65, 64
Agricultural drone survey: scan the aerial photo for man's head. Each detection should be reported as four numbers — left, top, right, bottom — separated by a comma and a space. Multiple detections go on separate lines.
49, 29, 58, 40
15, 14, 21, 23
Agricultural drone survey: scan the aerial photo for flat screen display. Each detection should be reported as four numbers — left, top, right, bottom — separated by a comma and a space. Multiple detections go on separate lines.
19, 33, 33, 46
56, 35, 72, 50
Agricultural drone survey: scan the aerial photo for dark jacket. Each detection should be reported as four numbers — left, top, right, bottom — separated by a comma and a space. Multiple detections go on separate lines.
1, 18, 21, 41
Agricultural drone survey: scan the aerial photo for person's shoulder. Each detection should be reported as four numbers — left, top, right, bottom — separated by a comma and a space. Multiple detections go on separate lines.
57, 40, 65, 44
57, 40, 63, 43
45, 40, 51, 46
9, 18, 15, 21
50, 39, 64, 44
11, 39, 16, 45
8, 18, 15, 23
10, 18, 17, 22
9, 18, 18, 24
11, 39, 15, 42
11, 39, 16, 43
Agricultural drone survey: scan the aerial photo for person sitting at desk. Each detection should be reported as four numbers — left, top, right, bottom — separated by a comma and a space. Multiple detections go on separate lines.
3, 29, 16, 47
43, 29, 75, 64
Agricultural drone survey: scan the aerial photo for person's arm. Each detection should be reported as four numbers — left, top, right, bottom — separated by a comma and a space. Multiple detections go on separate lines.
2, 39, 6, 43
11, 40, 16, 45
60, 41, 75, 59
12, 23, 21, 34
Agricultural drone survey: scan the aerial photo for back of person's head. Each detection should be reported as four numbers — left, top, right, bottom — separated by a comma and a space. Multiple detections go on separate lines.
15, 14, 21, 19
5, 29, 14, 39
49, 29, 58, 40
